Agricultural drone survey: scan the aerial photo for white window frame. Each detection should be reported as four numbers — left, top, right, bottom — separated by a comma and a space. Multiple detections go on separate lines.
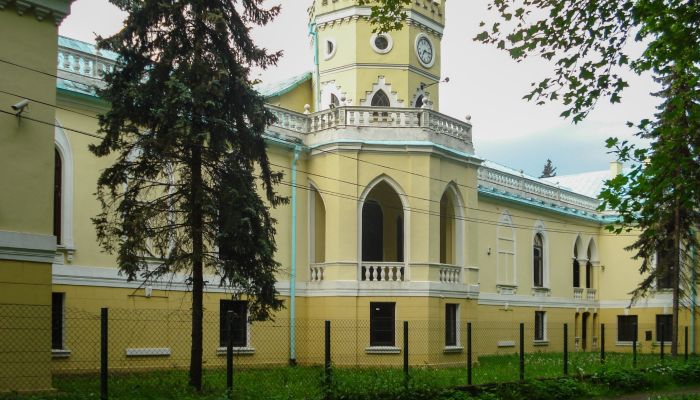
324, 38, 337, 60
497, 211, 516, 286
534, 311, 547, 343
370, 33, 393, 54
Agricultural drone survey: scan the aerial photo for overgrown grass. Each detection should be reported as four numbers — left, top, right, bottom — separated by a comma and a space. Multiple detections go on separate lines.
1, 353, 697, 400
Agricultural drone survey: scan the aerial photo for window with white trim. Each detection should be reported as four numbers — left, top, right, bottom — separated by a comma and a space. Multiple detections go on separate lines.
533, 233, 544, 287
51, 292, 65, 350
371, 90, 391, 107
534, 311, 546, 341
370, 302, 395, 347
445, 304, 458, 346
497, 213, 516, 285
220, 300, 247, 347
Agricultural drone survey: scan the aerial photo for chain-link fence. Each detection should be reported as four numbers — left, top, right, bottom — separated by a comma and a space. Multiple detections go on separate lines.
1, 304, 696, 398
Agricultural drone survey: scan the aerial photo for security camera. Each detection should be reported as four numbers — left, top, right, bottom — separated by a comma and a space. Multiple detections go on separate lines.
11, 99, 29, 115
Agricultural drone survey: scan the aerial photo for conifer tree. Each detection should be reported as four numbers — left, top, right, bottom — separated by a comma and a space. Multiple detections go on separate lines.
540, 159, 557, 178
90, 0, 286, 389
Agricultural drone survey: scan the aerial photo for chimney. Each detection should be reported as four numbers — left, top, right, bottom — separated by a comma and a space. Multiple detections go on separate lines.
609, 161, 623, 178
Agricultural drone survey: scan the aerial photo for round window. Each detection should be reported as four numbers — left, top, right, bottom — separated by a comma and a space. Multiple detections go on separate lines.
374, 35, 389, 51
370, 33, 393, 54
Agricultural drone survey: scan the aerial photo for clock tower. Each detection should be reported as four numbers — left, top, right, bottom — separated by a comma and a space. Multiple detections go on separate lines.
309, 0, 445, 112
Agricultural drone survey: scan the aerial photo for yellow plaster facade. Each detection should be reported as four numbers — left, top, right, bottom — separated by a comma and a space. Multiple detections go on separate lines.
1, 0, 698, 392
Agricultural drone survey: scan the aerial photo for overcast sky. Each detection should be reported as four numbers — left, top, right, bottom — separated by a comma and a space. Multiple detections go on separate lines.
59, 0, 660, 177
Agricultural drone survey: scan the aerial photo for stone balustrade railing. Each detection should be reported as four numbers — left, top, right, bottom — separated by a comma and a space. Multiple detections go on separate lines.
586, 288, 597, 301
439, 265, 461, 284
574, 287, 584, 300
309, 264, 325, 282
478, 165, 601, 212
361, 262, 406, 282
57, 42, 115, 90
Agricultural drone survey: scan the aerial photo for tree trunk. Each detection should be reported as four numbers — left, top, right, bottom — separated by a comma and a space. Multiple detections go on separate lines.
672, 185, 681, 356
189, 142, 204, 390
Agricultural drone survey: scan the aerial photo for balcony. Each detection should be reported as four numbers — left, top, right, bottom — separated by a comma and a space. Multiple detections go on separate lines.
361, 262, 406, 282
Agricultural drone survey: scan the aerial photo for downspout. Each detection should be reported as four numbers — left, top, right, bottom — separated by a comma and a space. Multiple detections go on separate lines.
289, 145, 301, 365
308, 21, 321, 111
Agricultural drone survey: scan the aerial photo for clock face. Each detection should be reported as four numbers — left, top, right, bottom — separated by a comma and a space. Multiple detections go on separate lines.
416, 36, 434, 67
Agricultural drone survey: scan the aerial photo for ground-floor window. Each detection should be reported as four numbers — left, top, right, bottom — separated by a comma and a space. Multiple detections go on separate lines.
617, 315, 638, 342
370, 302, 395, 347
220, 300, 248, 347
51, 292, 65, 350
445, 304, 458, 346
656, 314, 672, 342
534, 311, 546, 341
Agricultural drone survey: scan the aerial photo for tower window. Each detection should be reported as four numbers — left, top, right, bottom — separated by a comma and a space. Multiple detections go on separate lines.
330, 94, 340, 108
415, 95, 424, 108
324, 38, 337, 60
370, 33, 393, 54
371, 90, 390, 107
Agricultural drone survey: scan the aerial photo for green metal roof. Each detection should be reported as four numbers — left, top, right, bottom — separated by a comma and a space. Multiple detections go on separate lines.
58, 35, 119, 61
254, 71, 312, 98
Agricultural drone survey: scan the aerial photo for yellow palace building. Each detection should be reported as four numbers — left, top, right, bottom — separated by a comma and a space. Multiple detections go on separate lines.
0, 0, 697, 392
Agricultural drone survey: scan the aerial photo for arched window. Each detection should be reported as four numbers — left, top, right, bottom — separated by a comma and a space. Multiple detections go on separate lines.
533, 233, 544, 287
414, 95, 424, 108
656, 237, 674, 289
310, 187, 326, 264
573, 245, 580, 288
362, 201, 384, 262
54, 148, 62, 245
440, 191, 456, 264
330, 93, 340, 108
371, 90, 390, 107
586, 244, 593, 289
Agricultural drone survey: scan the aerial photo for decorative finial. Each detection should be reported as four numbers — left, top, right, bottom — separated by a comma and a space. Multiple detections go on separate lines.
466, 114, 472, 121
304, 104, 311, 115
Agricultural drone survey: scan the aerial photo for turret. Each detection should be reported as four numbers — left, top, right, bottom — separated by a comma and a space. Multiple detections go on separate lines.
309, 0, 445, 111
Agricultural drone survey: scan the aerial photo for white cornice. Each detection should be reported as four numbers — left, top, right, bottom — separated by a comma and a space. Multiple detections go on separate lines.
313, 6, 444, 35
0, 0, 74, 25
0, 230, 56, 263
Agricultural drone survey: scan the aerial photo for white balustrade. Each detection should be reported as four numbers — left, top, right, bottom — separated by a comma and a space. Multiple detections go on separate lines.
439, 266, 461, 283
586, 288, 597, 301
361, 262, 405, 282
574, 287, 584, 300
309, 264, 325, 282
478, 164, 601, 213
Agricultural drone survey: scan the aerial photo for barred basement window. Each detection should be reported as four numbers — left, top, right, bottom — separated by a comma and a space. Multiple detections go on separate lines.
220, 300, 247, 347
617, 315, 638, 342
534, 311, 546, 341
370, 302, 395, 347
51, 292, 65, 350
656, 314, 672, 342
445, 304, 458, 346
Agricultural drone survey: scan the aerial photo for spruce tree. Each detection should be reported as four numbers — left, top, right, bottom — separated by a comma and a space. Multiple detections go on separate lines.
540, 159, 557, 178
90, 0, 286, 389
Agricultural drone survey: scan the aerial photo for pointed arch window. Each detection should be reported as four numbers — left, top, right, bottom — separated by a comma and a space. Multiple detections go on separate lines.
54, 148, 62, 245
573, 246, 581, 288
414, 95, 424, 108
533, 233, 544, 287
497, 213, 516, 285
330, 93, 340, 108
371, 90, 390, 107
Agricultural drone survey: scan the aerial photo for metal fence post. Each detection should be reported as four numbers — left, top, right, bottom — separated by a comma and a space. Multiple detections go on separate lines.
403, 321, 409, 389
467, 322, 472, 386
519, 323, 525, 381
564, 323, 568, 376
100, 307, 108, 400
600, 324, 605, 364
226, 310, 234, 395
633, 321, 638, 368
325, 320, 332, 396
660, 322, 665, 360
685, 326, 689, 362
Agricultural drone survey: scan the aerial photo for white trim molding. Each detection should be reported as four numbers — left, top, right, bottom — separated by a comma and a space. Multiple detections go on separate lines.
125, 348, 171, 357
359, 76, 403, 107
55, 120, 75, 261
0, 230, 56, 263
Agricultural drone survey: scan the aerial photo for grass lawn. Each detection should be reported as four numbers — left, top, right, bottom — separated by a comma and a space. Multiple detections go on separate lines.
0, 353, 694, 400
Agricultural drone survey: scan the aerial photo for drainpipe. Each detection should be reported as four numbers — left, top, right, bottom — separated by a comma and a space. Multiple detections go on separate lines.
289, 145, 301, 365
308, 22, 321, 111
